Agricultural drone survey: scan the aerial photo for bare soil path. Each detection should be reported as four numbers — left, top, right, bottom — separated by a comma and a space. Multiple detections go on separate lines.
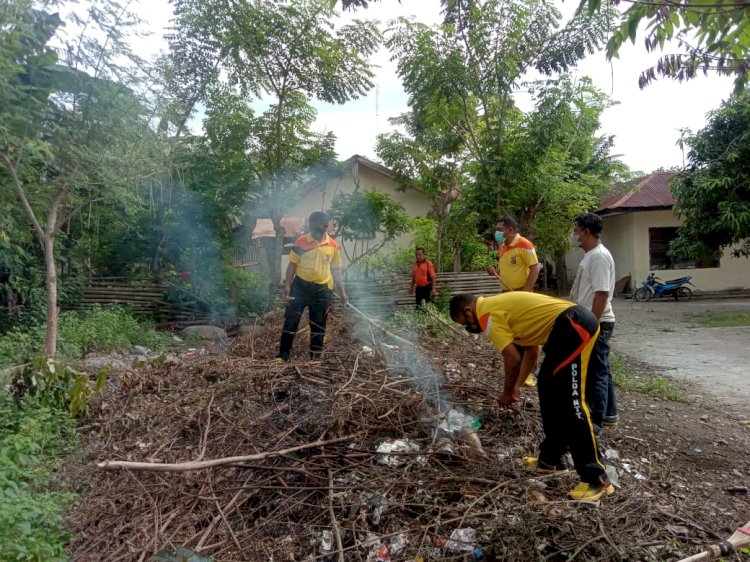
613, 297, 750, 418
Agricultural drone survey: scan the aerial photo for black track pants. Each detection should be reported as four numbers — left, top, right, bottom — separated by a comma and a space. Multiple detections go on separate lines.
537, 305, 608, 485
277, 277, 332, 361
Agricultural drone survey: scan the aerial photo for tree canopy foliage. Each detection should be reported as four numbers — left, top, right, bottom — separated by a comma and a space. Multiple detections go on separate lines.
166, 0, 380, 285
581, 0, 750, 91
670, 93, 750, 259
329, 189, 410, 271
0, 0, 150, 355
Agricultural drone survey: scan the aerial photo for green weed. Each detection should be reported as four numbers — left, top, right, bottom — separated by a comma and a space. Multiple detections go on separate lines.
688, 311, 750, 328
385, 303, 457, 339
0, 394, 76, 561
0, 305, 172, 368
610, 354, 690, 402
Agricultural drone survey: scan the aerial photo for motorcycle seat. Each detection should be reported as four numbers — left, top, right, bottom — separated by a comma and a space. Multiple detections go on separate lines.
664, 276, 691, 284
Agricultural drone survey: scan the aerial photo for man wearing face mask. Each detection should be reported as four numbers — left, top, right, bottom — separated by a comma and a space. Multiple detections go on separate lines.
569, 212, 619, 431
486, 216, 539, 293
449, 291, 614, 502
487, 215, 541, 387
276, 211, 348, 362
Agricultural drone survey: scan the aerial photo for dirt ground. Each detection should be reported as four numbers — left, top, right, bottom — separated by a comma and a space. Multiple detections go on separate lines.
61, 308, 750, 562
612, 297, 750, 419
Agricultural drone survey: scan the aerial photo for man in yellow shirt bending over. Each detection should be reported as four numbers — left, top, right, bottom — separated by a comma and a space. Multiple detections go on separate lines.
449, 291, 614, 502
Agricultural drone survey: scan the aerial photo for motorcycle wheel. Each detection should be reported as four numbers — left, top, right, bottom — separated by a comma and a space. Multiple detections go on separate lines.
675, 286, 692, 302
634, 288, 651, 302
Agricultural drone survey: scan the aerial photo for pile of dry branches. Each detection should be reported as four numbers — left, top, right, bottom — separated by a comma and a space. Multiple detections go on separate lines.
61, 310, 744, 561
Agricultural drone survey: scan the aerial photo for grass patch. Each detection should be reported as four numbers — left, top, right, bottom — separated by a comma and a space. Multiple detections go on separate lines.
0, 394, 77, 561
688, 311, 750, 328
0, 305, 174, 368
384, 303, 457, 339
610, 354, 690, 402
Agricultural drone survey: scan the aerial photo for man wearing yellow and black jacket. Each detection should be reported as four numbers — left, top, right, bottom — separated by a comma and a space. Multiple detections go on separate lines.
449, 291, 614, 502
276, 212, 348, 362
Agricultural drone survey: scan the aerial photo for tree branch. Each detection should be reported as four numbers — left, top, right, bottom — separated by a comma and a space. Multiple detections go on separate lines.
96, 434, 358, 472
1, 150, 45, 241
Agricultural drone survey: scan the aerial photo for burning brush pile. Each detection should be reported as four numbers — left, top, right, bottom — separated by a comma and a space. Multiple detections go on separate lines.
61, 309, 741, 561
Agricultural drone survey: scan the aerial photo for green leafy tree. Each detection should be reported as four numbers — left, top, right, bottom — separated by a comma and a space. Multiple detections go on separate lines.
670, 93, 750, 259
168, 0, 381, 287
329, 189, 409, 274
581, 0, 750, 91
387, 0, 612, 234
0, 0, 147, 357
376, 111, 463, 272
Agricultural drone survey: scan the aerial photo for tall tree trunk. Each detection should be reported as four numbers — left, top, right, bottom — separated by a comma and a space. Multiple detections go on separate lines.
269, 218, 285, 304
151, 183, 166, 276
452, 247, 461, 272
554, 253, 568, 297
435, 214, 443, 274
43, 234, 58, 358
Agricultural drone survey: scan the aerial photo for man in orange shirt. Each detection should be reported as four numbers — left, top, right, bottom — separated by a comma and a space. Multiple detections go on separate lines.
409, 247, 437, 308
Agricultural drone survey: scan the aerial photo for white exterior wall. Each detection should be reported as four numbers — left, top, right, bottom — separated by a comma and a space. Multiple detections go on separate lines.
628, 209, 749, 292
565, 209, 750, 293
279, 161, 433, 278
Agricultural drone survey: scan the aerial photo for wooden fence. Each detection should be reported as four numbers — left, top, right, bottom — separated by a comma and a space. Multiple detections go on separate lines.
346, 271, 503, 314
72, 271, 508, 322
78, 277, 171, 315
227, 240, 262, 267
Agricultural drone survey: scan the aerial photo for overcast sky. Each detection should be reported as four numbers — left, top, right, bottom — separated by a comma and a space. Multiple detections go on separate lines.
132, 0, 734, 175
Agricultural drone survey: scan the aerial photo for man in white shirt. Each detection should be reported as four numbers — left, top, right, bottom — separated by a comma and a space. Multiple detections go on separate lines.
570, 212, 619, 432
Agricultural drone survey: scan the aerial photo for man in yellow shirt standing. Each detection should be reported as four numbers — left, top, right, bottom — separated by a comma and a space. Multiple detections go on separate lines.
276, 212, 348, 362
449, 291, 614, 502
486, 215, 541, 387
486, 216, 540, 292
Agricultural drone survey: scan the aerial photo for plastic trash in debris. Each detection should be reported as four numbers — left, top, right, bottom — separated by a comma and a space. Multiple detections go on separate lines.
376, 438, 420, 467
372, 545, 391, 561
436, 409, 487, 460
319, 530, 334, 555
362, 345, 374, 356
473, 548, 485, 560
605, 465, 620, 488
694, 447, 703, 454
604, 448, 620, 460
361, 491, 388, 524
389, 534, 407, 555
444, 527, 477, 553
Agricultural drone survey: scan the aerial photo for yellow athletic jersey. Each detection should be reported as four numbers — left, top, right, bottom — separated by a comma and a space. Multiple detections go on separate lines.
476, 292, 574, 352
288, 233, 342, 288
498, 234, 538, 290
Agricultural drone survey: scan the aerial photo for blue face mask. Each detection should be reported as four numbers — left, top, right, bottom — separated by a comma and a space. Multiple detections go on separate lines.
494, 231, 505, 244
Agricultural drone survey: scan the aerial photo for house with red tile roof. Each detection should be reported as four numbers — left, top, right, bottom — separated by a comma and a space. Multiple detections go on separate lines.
566, 171, 750, 294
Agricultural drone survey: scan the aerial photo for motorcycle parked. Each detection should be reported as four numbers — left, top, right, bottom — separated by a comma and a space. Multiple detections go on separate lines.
634, 272, 695, 302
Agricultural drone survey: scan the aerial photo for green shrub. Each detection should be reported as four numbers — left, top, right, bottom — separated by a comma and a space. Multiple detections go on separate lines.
222, 266, 271, 316
0, 325, 48, 367
165, 265, 270, 319
0, 394, 76, 561
11, 359, 108, 416
58, 305, 171, 355
0, 306, 172, 368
